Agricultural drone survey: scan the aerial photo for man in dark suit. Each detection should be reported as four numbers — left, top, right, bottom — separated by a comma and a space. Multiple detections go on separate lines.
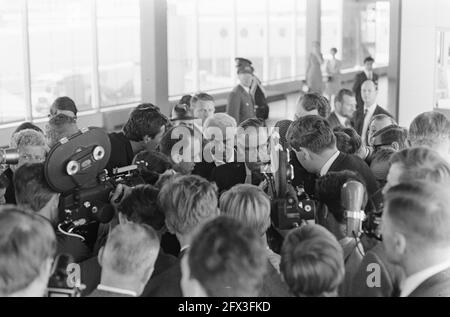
142, 175, 220, 297
89, 223, 160, 297
227, 63, 256, 125
382, 182, 450, 297
327, 89, 356, 130
353, 56, 379, 109
353, 80, 393, 145
287, 115, 378, 198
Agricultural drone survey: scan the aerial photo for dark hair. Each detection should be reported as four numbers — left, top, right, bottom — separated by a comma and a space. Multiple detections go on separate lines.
331, 48, 338, 54
370, 148, 396, 187
334, 127, 362, 155
191, 93, 215, 106
287, 115, 336, 154
118, 185, 165, 231
335, 89, 355, 105
299, 93, 330, 118
372, 125, 408, 150
188, 216, 267, 297
364, 56, 375, 64
13, 122, 43, 136
0, 173, 9, 189
179, 95, 193, 107
409, 111, 450, 148
334, 132, 353, 155
159, 126, 195, 160
315, 170, 366, 224
239, 118, 265, 130
51, 97, 78, 116
133, 150, 173, 185
14, 163, 55, 212
123, 104, 169, 142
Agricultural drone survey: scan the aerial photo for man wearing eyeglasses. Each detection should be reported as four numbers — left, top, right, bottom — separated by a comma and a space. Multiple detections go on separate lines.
106, 104, 170, 173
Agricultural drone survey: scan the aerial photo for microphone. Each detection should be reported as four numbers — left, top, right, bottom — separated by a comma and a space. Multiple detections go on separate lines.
341, 181, 366, 238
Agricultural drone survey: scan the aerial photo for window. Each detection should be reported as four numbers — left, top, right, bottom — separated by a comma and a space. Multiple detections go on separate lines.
0, 0, 26, 123
167, 0, 308, 97
435, 30, 450, 109
28, 0, 92, 118
321, 0, 390, 70
97, 0, 141, 107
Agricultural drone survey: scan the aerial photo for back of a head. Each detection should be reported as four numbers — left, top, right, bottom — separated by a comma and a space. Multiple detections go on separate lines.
220, 184, 271, 236
188, 216, 267, 297
315, 170, 366, 224
275, 120, 294, 150
333, 127, 361, 155
287, 115, 336, 154
118, 185, 165, 231
179, 95, 193, 107
14, 163, 55, 213
390, 147, 450, 184
133, 150, 172, 174
334, 132, 353, 155
123, 104, 169, 142
0, 206, 56, 297
370, 148, 396, 186
372, 125, 408, 150
13, 122, 43, 136
159, 175, 219, 236
409, 111, 450, 149
102, 223, 160, 277
385, 182, 450, 249
10, 129, 46, 150
280, 224, 344, 297
51, 97, 78, 118
297, 93, 330, 119
204, 113, 237, 140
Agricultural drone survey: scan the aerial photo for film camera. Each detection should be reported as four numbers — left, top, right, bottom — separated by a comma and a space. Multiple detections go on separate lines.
44, 127, 145, 243
263, 148, 317, 230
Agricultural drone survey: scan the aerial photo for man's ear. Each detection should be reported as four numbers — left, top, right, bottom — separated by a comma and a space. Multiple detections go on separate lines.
98, 247, 105, 268
299, 147, 311, 161
391, 142, 400, 151
393, 232, 407, 257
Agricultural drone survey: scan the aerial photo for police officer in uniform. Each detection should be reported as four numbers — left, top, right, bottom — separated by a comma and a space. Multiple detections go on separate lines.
227, 58, 269, 125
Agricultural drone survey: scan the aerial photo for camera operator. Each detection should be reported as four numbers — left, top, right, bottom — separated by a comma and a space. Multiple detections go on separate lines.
350, 147, 450, 297
0, 206, 56, 297
14, 163, 91, 263
315, 170, 367, 296
4, 129, 48, 205
49, 96, 78, 120
286, 115, 378, 197
106, 104, 170, 173
181, 217, 268, 297
280, 224, 345, 297
220, 184, 291, 297
367, 114, 397, 147
45, 114, 79, 148
89, 223, 160, 297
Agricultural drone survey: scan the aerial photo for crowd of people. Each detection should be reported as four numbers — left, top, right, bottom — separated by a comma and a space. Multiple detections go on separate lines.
1, 53, 450, 299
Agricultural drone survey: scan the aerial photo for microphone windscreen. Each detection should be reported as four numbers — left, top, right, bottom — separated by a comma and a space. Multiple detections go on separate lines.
275, 120, 293, 150
341, 181, 365, 212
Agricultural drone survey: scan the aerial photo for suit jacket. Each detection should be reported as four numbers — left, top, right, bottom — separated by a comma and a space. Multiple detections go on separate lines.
353, 105, 394, 140
327, 112, 351, 131
408, 267, 450, 297
258, 261, 292, 297
210, 162, 265, 195
352, 71, 379, 108
88, 289, 134, 297
227, 85, 256, 125
291, 152, 379, 198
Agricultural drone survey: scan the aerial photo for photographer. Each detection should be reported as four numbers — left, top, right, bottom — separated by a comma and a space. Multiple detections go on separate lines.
14, 163, 91, 263
0, 206, 56, 297
287, 115, 378, 197
315, 170, 367, 296
49, 96, 78, 119
106, 104, 170, 173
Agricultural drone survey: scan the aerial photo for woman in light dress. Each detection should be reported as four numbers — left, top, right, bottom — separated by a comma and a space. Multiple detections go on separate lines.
325, 47, 342, 103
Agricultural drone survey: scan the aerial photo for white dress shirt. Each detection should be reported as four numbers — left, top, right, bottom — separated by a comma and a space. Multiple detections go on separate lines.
319, 151, 340, 176
240, 84, 251, 95
97, 284, 138, 297
400, 260, 450, 297
364, 70, 374, 80
361, 103, 377, 146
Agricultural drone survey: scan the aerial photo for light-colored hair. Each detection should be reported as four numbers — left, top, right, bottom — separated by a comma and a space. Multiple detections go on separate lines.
10, 129, 47, 150
102, 223, 160, 276
280, 224, 344, 297
220, 184, 271, 236
0, 206, 56, 296
385, 181, 450, 248
204, 113, 237, 141
390, 147, 450, 184
158, 175, 219, 236
409, 111, 450, 148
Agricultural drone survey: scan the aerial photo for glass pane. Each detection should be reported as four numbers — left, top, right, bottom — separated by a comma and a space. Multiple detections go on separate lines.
322, 0, 390, 70
296, 0, 307, 77
97, 0, 141, 107
28, 0, 92, 118
269, 0, 294, 81
237, 0, 266, 81
198, 0, 233, 92
168, 0, 196, 97
0, 0, 26, 123
436, 31, 450, 109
